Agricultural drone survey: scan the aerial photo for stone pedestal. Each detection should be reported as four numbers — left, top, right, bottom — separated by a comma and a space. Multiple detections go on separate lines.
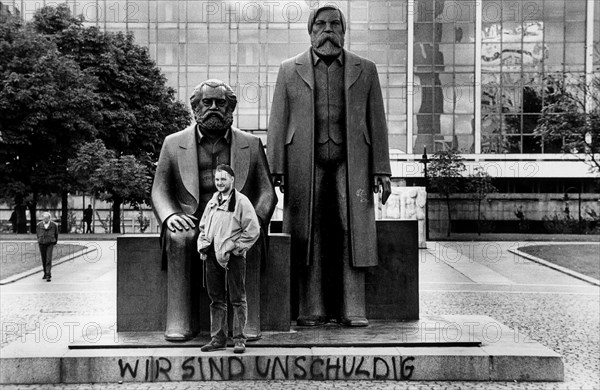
260, 234, 291, 331
117, 233, 291, 334
271, 220, 419, 321
367, 220, 419, 320
2, 316, 564, 384
116, 236, 168, 332
117, 220, 419, 334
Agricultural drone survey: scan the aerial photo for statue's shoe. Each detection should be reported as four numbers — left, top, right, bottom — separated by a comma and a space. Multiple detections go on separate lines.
164, 331, 194, 342
297, 315, 327, 326
201, 340, 226, 352
341, 316, 369, 327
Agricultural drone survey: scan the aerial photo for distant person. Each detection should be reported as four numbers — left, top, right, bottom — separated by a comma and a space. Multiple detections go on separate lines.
36, 212, 58, 282
197, 164, 260, 354
83, 205, 93, 234
15, 202, 27, 233
9, 211, 17, 233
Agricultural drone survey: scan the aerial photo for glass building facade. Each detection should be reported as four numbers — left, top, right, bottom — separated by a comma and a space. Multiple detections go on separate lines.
6, 0, 599, 157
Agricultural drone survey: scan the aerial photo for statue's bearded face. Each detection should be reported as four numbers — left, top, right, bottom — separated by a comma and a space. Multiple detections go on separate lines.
194, 86, 234, 135
310, 9, 345, 57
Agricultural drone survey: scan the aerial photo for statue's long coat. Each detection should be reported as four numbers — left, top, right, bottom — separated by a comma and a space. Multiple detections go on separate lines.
267, 49, 392, 268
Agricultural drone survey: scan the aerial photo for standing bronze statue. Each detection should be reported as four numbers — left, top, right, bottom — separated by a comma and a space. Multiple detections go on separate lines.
267, 5, 392, 327
152, 79, 277, 341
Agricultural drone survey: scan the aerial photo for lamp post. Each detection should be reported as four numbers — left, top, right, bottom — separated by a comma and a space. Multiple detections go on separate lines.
421, 146, 430, 240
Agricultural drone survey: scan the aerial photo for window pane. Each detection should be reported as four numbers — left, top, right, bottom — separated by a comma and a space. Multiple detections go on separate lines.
565, 22, 585, 42
157, 44, 177, 65
188, 44, 208, 65
564, 43, 585, 65
209, 44, 229, 64
157, 29, 178, 43
157, 1, 177, 22
545, 23, 564, 42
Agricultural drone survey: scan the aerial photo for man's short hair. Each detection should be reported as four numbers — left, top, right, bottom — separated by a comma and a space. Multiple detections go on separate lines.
215, 164, 235, 178
307, 5, 346, 33
42, 211, 51, 219
190, 79, 237, 112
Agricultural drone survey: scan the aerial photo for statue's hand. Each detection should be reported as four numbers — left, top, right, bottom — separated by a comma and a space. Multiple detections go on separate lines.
373, 175, 392, 205
166, 213, 197, 232
272, 174, 285, 193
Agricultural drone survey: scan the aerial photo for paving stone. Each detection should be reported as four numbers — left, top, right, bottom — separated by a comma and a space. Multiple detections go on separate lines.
1, 240, 598, 389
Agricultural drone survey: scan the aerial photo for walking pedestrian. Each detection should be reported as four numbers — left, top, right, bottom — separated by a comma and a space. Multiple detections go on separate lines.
36, 212, 58, 282
9, 211, 16, 233
83, 205, 93, 234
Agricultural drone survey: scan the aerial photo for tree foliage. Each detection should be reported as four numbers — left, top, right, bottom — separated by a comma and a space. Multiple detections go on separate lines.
93, 155, 152, 206
41, 6, 191, 161
536, 73, 600, 174
31, 3, 83, 34
428, 149, 466, 237
69, 139, 152, 232
429, 149, 466, 197
0, 13, 100, 230
70, 139, 151, 207
1, 3, 192, 232
41, 3, 191, 232
68, 139, 115, 194
466, 167, 498, 235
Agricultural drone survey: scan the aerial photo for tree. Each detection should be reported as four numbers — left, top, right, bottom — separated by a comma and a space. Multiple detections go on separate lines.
69, 140, 152, 233
536, 73, 600, 174
30, 2, 83, 35
466, 167, 498, 235
93, 155, 153, 233
38, 6, 191, 160
31, 4, 191, 230
68, 139, 114, 231
428, 149, 466, 237
0, 13, 99, 232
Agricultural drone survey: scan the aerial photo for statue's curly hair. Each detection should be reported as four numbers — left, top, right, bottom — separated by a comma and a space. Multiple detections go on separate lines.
190, 79, 237, 112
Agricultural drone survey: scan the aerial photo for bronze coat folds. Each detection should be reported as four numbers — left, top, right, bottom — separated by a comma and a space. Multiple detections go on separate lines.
268, 49, 392, 268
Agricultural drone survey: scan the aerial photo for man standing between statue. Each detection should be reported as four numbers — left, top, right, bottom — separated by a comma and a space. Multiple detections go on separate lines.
267, 5, 392, 327
152, 79, 277, 341
197, 164, 260, 354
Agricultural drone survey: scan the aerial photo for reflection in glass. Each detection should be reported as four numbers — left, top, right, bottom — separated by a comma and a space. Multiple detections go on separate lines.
413, 0, 475, 153
20, 0, 592, 155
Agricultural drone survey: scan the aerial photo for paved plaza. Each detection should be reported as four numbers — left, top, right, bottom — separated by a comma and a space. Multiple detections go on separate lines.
0, 238, 598, 389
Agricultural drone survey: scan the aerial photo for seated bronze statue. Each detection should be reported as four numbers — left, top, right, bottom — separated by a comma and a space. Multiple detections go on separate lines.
151, 79, 276, 341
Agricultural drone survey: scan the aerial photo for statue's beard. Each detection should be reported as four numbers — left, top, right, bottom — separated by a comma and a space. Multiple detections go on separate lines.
196, 111, 234, 135
311, 33, 344, 57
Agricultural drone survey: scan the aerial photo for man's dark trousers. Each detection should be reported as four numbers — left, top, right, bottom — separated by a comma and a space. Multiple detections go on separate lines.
39, 243, 54, 278
205, 247, 247, 344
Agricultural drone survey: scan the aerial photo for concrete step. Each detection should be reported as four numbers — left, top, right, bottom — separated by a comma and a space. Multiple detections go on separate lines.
0, 315, 563, 384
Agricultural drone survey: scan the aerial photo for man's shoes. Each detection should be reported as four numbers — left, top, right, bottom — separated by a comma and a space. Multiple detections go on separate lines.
297, 315, 327, 326
46, 278, 51, 282
42, 275, 47, 280
341, 316, 369, 327
200, 339, 226, 352
233, 340, 246, 354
